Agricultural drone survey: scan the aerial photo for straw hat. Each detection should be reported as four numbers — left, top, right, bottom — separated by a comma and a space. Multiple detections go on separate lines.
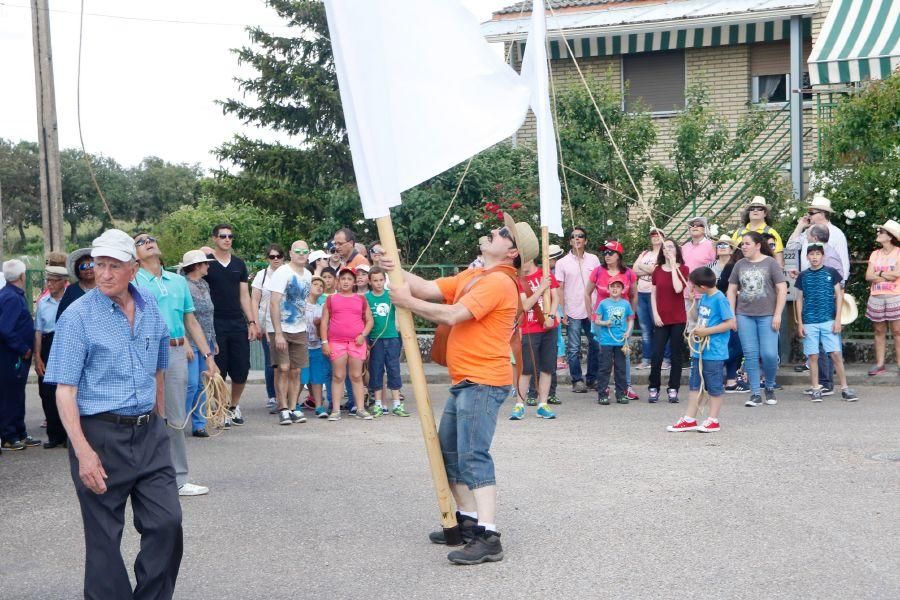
45, 266, 68, 278
548, 244, 564, 259
502, 213, 539, 266
716, 234, 737, 248
840, 293, 858, 326
747, 196, 769, 209
807, 195, 834, 213
874, 219, 900, 240
177, 249, 214, 270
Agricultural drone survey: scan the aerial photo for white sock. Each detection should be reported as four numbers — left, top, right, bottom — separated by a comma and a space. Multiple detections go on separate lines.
707, 417, 719, 423
684, 415, 696, 422
515, 402, 524, 409
375, 400, 384, 409
481, 523, 497, 532
393, 399, 402, 408
460, 510, 477, 520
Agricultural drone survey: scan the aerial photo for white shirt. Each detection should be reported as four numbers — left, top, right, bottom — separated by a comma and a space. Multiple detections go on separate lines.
797, 223, 850, 277
554, 251, 601, 320
251, 268, 276, 333
264, 264, 312, 334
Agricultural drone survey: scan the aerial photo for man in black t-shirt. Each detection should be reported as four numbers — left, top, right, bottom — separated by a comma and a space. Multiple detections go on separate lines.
204, 223, 259, 425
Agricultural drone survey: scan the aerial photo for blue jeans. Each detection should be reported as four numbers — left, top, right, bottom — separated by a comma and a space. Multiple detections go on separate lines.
565, 317, 599, 384
438, 380, 510, 490
818, 349, 834, 388
260, 337, 276, 399
689, 358, 725, 396
368, 337, 402, 391
736, 314, 780, 395
185, 341, 212, 432
725, 330, 743, 381
637, 292, 670, 363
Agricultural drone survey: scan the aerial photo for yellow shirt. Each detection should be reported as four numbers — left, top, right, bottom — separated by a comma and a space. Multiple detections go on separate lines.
731, 223, 784, 253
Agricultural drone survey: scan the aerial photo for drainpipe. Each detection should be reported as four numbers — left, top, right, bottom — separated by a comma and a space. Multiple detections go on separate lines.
789, 15, 804, 200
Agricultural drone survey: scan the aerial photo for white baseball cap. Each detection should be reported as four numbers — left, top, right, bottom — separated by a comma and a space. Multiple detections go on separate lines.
308, 249, 328, 265
91, 229, 137, 262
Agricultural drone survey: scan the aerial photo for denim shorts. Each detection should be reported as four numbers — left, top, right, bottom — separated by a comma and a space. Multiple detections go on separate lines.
438, 380, 510, 490
688, 358, 725, 396
802, 320, 842, 356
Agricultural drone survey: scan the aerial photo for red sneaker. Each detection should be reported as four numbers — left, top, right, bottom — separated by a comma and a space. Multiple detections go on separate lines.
666, 417, 698, 432
698, 418, 720, 433
868, 365, 887, 376
626, 387, 639, 401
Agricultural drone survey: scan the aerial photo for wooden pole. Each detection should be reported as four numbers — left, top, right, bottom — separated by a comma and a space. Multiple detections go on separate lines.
375, 215, 461, 543
541, 226, 550, 308
31, 0, 65, 254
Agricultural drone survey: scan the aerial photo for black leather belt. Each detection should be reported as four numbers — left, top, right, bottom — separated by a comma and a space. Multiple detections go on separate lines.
89, 412, 155, 426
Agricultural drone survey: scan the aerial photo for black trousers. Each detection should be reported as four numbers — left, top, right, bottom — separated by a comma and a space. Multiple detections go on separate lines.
597, 345, 628, 398
649, 323, 687, 391
70, 415, 183, 600
0, 348, 30, 444
38, 333, 66, 444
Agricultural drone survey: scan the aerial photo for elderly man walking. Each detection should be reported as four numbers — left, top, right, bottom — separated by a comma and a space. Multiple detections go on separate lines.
44, 229, 183, 599
0, 259, 39, 452
134, 233, 217, 496
386, 214, 538, 565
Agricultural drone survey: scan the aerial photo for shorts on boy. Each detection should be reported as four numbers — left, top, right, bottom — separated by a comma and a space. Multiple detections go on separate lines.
802, 320, 842, 357
301, 347, 330, 385
329, 339, 367, 361
368, 337, 402, 391
688, 358, 725, 396
521, 328, 557, 375
268, 332, 309, 369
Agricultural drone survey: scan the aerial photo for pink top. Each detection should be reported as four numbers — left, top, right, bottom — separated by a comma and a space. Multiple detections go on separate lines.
634, 249, 659, 294
588, 266, 637, 312
326, 293, 367, 342
554, 251, 601, 320
681, 238, 716, 298
868, 248, 900, 296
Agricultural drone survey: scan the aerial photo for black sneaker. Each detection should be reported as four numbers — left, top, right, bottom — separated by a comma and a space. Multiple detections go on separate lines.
586, 380, 598, 390
22, 436, 42, 448
794, 363, 810, 372
192, 429, 209, 438
572, 380, 587, 393
230, 406, 245, 425
841, 387, 859, 402
524, 395, 538, 407
1, 440, 25, 451
648, 388, 660, 404
43, 439, 67, 449
745, 394, 762, 407
804, 386, 835, 396
447, 528, 504, 565
279, 410, 292, 426
429, 512, 477, 546
546, 395, 562, 405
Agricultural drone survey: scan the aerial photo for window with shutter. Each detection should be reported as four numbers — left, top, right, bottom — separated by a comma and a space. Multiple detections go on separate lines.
749, 41, 813, 104
622, 50, 685, 113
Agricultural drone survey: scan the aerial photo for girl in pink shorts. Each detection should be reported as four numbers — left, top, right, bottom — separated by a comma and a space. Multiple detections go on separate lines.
321, 267, 374, 420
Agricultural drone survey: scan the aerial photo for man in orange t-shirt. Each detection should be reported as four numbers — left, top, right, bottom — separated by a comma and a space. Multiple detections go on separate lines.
387, 213, 538, 566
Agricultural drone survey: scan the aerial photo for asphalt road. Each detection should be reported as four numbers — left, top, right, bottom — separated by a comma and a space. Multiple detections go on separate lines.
1, 381, 898, 600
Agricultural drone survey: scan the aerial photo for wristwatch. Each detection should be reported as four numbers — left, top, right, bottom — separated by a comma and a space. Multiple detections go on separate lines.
203, 352, 212, 359
248, 320, 257, 325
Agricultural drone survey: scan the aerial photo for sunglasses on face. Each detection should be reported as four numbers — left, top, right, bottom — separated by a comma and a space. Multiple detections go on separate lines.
768, 242, 777, 248
716, 243, 732, 249
750, 207, 766, 212
603, 250, 618, 256
135, 236, 156, 247
570, 233, 585, 240
292, 248, 310, 255
807, 210, 822, 216
370, 248, 384, 255
267, 254, 283, 260
876, 228, 887, 235
217, 233, 235, 239
78, 262, 95, 271
497, 227, 517, 247
689, 222, 704, 228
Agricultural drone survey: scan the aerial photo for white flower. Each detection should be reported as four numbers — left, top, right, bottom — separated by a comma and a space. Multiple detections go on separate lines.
709, 224, 719, 236
474, 222, 483, 230
606, 219, 614, 226
889, 188, 898, 197
874, 188, 879, 192
845, 219, 852, 225
355, 219, 365, 225
858, 211, 866, 218
450, 214, 459, 223
890, 197, 896, 204
364, 228, 369, 233
444, 240, 450, 245
532, 214, 539, 222
789, 206, 798, 214
843, 209, 857, 219
458, 219, 465, 226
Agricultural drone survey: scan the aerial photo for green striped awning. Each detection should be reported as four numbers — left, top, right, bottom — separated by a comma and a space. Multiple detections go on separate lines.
517, 18, 811, 60
808, 0, 900, 85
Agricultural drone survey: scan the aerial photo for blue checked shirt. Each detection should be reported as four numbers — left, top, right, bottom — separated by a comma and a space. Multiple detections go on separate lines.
44, 284, 170, 416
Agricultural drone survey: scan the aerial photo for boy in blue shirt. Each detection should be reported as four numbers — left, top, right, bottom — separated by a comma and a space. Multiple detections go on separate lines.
795, 243, 857, 402
593, 275, 633, 405
668, 267, 735, 432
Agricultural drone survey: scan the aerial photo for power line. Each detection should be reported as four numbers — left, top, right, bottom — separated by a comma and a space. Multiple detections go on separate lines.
0, 1, 291, 29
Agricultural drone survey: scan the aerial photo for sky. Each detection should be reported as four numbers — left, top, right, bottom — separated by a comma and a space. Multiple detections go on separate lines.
0, 0, 512, 171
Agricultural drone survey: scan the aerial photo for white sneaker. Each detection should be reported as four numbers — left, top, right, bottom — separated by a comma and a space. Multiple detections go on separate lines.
178, 483, 209, 497
231, 405, 244, 425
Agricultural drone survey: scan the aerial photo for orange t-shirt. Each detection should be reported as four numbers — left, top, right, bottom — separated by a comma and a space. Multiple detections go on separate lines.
344, 253, 370, 271
435, 265, 518, 386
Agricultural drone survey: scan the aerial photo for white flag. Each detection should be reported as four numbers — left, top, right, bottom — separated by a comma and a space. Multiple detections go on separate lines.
324, 0, 531, 219
520, 0, 563, 236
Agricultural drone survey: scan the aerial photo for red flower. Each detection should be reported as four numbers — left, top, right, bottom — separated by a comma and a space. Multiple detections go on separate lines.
510, 201, 522, 209
497, 210, 504, 219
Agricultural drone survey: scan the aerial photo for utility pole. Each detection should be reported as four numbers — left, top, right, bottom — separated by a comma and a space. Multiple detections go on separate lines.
31, 0, 65, 254
0, 180, 5, 257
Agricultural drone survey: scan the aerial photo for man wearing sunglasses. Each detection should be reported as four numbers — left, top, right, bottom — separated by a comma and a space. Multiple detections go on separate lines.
134, 234, 217, 496
265, 240, 313, 424
204, 223, 259, 426
554, 227, 601, 393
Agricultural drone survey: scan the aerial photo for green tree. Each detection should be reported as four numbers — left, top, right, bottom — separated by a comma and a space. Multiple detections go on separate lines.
59, 149, 130, 242
128, 157, 203, 226
0, 139, 40, 249
155, 197, 287, 265
555, 72, 657, 237
650, 84, 776, 224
